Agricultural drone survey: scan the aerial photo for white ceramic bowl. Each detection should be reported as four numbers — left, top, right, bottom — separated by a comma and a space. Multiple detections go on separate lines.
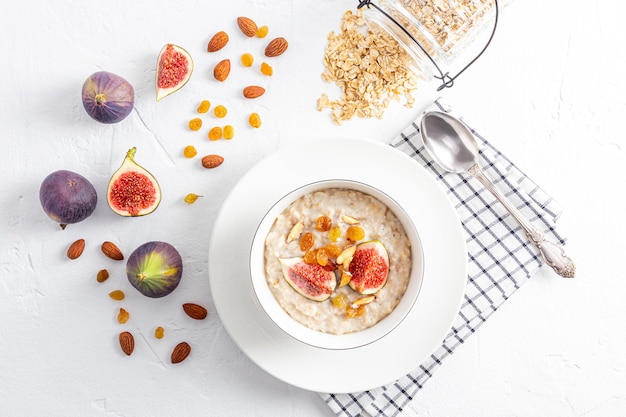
249, 179, 424, 350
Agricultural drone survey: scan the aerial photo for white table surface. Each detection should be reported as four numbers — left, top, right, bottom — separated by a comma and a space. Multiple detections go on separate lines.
2, 0, 625, 416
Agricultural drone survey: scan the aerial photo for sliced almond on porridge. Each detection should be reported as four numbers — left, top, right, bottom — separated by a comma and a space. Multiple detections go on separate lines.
336, 244, 356, 265
286, 221, 304, 243
351, 295, 376, 308
338, 270, 352, 287
341, 215, 360, 225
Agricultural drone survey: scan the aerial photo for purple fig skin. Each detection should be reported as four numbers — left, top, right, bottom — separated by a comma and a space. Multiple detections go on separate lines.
39, 170, 98, 229
126, 241, 183, 298
82, 71, 134, 124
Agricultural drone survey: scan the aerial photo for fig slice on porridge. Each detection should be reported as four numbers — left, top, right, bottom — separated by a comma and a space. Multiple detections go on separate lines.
279, 257, 337, 301
348, 241, 389, 295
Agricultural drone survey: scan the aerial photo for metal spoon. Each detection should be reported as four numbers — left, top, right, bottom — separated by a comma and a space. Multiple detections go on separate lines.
420, 111, 575, 278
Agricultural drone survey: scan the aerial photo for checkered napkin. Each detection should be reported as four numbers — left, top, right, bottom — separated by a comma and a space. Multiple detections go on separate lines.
320, 99, 567, 417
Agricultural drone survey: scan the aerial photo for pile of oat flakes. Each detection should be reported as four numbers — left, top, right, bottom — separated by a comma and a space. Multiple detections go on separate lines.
317, 10, 419, 125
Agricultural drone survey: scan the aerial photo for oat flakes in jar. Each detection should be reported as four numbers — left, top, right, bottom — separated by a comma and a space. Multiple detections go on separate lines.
358, 0, 511, 89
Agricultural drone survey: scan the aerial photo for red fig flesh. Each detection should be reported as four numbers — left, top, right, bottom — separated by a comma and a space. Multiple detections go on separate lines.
348, 241, 389, 294
156, 44, 193, 101
107, 147, 161, 217
279, 257, 337, 301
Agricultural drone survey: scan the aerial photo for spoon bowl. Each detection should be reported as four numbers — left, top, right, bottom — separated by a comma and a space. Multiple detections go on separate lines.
421, 111, 479, 173
420, 111, 575, 278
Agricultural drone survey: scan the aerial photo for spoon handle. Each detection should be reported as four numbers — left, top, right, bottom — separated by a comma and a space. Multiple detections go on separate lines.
468, 164, 575, 278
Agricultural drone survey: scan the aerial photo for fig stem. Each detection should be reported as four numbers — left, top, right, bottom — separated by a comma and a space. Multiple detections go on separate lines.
126, 147, 137, 160
136, 273, 147, 282
95, 93, 106, 105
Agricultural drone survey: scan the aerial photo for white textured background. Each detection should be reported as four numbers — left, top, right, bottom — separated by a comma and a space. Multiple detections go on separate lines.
1, 0, 625, 416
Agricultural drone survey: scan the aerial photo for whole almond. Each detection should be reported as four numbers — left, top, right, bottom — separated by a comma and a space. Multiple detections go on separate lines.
101, 241, 124, 260
67, 239, 85, 260
207, 31, 229, 52
237, 16, 258, 37
243, 85, 265, 99
171, 341, 191, 364
201, 154, 224, 169
183, 303, 208, 320
119, 331, 135, 356
213, 58, 231, 82
264, 37, 288, 57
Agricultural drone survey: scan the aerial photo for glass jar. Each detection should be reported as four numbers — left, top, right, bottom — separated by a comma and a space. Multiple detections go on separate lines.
360, 0, 508, 86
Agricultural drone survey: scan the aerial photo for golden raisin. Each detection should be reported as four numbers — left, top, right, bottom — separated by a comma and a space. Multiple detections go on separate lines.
96, 269, 109, 283
208, 126, 223, 141
303, 249, 317, 264
346, 305, 366, 318
346, 225, 365, 242
117, 308, 130, 324
184, 193, 202, 204
241, 53, 254, 67
214, 105, 228, 118
183, 145, 197, 158
256, 25, 269, 38
299, 232, 314, 252
316, 248, 329, 266
332, 294, 349, 309
248, 112, 262, 128
316, 215, 332, 232
109, 290, 125, 301
188, 117, 202, 131
324, 243, 341, 258
329, 226, 341, 242
260, 62, 273, 76
197, 100, 211, 113
154, 326, 165, 339
223, 125, 235, 139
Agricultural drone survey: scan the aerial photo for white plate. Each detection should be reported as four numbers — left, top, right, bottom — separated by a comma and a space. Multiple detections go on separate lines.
209, 138, 467, 394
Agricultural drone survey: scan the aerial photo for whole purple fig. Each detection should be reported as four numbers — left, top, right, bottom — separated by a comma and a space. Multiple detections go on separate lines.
40, 170, 98, 229
126, 241, 183, 298
82, 71, 134, 124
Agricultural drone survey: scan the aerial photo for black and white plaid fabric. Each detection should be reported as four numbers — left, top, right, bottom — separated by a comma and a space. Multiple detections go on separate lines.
321, 99, 567, 417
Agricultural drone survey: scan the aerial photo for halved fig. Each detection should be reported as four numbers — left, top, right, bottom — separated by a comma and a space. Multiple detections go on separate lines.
348, 240, 389, 294
107, 147, 161, 217
279, 257, 337, 301
156, 43, 193, 101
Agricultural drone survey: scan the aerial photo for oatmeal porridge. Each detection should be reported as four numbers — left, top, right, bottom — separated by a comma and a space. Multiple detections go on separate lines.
263, 188, 412, 335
